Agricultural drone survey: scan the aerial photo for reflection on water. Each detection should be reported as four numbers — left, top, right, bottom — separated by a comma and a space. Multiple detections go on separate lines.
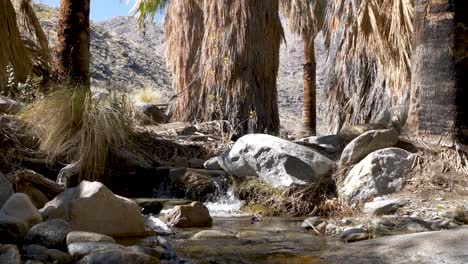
169, 217, 327, 264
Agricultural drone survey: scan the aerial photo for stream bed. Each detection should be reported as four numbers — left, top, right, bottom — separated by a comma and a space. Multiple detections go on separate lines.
170, 217, 328, 264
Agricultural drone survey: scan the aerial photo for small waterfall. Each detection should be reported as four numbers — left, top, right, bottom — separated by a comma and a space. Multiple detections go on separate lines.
205, 187, 249, 217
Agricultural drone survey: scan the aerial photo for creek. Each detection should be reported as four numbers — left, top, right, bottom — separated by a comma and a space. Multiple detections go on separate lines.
167, 190, 332, 264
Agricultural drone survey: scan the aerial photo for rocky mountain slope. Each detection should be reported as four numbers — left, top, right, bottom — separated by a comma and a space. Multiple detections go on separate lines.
35, 3, 304, 133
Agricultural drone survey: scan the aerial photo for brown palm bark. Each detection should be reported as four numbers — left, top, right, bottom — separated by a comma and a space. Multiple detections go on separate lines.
195, 0, 282, 137
165, 0, 204, 121
408, 0, 468, 146
302, 36, 316, 135
54, 0, 90, 88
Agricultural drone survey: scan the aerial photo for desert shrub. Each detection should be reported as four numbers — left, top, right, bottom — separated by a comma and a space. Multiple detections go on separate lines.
134, 87, 161, 105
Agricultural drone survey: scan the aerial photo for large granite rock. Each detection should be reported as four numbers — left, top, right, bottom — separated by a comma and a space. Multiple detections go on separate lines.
40, 181, 146, 237
24, 219, 71, 250
164, 202, 212, 228
219, 134, 336, 187
1, 193, 42, 228
323, 228, 468, 264
340, 128, 399, 165
0, 173, 13, 209
340, 148, 416, 204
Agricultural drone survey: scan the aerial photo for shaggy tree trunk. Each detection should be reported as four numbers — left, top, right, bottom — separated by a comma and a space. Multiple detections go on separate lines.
54, 0, 90, 88
166, 0, 204, 121
196, 0, 282, 136
408, 0, 468, 146
302, 36, 316, 135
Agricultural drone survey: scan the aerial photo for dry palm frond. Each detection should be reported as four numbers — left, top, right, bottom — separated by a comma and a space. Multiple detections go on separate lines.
19, 88, 132, 182
0, 0, 33, 95
13, 0, 51, 77
318, 0, 413, 133
280, 0, 325, 41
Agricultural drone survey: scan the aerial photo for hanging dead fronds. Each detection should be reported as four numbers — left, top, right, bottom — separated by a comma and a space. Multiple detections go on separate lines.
280, 0, 325, 41
197, 0, 283, 135
317, 0, 414, 134
13, 0, 51, 77
0, 0, 34, 95
164, 0, 204, 121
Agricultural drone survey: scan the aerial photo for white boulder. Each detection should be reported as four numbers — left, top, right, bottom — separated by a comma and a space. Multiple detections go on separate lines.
340, 148, 415, 204
40, 181, 146, 237
219, 134, 336, 187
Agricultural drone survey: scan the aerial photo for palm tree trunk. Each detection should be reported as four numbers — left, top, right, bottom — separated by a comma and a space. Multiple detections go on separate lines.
302, 36, 316, 135
197, 0, 282, 136
165, 0, 204, 121
408, 0, 468, 146
54, 0, 90, 88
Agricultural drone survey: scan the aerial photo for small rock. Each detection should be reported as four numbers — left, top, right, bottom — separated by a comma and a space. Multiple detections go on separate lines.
145, 216, 173, 235
68, 242, 125, 259
0, 173, 14, 208
24, 219, 71, 250
66, 231, 115, 245
325, 223, 340, 235
133, 199, 163, 215
164, 201, 212, 228
340, 128, 399, 165
203, 157, 222, 170
0, 244, 20, 264
77, 249, 159, 264
340, 227, 369, 242
45, 249, 72, 264
192, 230, 237, 240
301, 217, 322, 230
339, 123, 388, 142
435, 197, 444, 201
22, 244, 49, 262
1, 193, 42, 228
134, 102, 169, 125
188, 158, 205, 169
364, 199, 407, 216
40, 181, 146, 237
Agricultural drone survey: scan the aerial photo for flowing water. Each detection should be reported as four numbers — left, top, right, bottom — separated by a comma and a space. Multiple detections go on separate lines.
167, 192, 330, 264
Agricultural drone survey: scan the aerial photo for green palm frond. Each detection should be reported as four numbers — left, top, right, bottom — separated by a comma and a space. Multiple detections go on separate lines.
132, 0, 170, 26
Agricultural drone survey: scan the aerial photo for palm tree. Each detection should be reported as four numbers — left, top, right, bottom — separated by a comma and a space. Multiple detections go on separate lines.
280, 0, 324, 135
54, 0, 90, 88
136, 0, 283, 136
197, 0, 283, 136
407, 0, 468, 146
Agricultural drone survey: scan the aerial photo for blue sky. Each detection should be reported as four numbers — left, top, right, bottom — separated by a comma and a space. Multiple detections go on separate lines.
36, 0, 164, 22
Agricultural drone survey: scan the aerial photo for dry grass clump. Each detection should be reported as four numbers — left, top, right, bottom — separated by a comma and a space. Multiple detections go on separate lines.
235, 175, 336, 217
19, 88, 132, 182
133, 87, 161, 105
